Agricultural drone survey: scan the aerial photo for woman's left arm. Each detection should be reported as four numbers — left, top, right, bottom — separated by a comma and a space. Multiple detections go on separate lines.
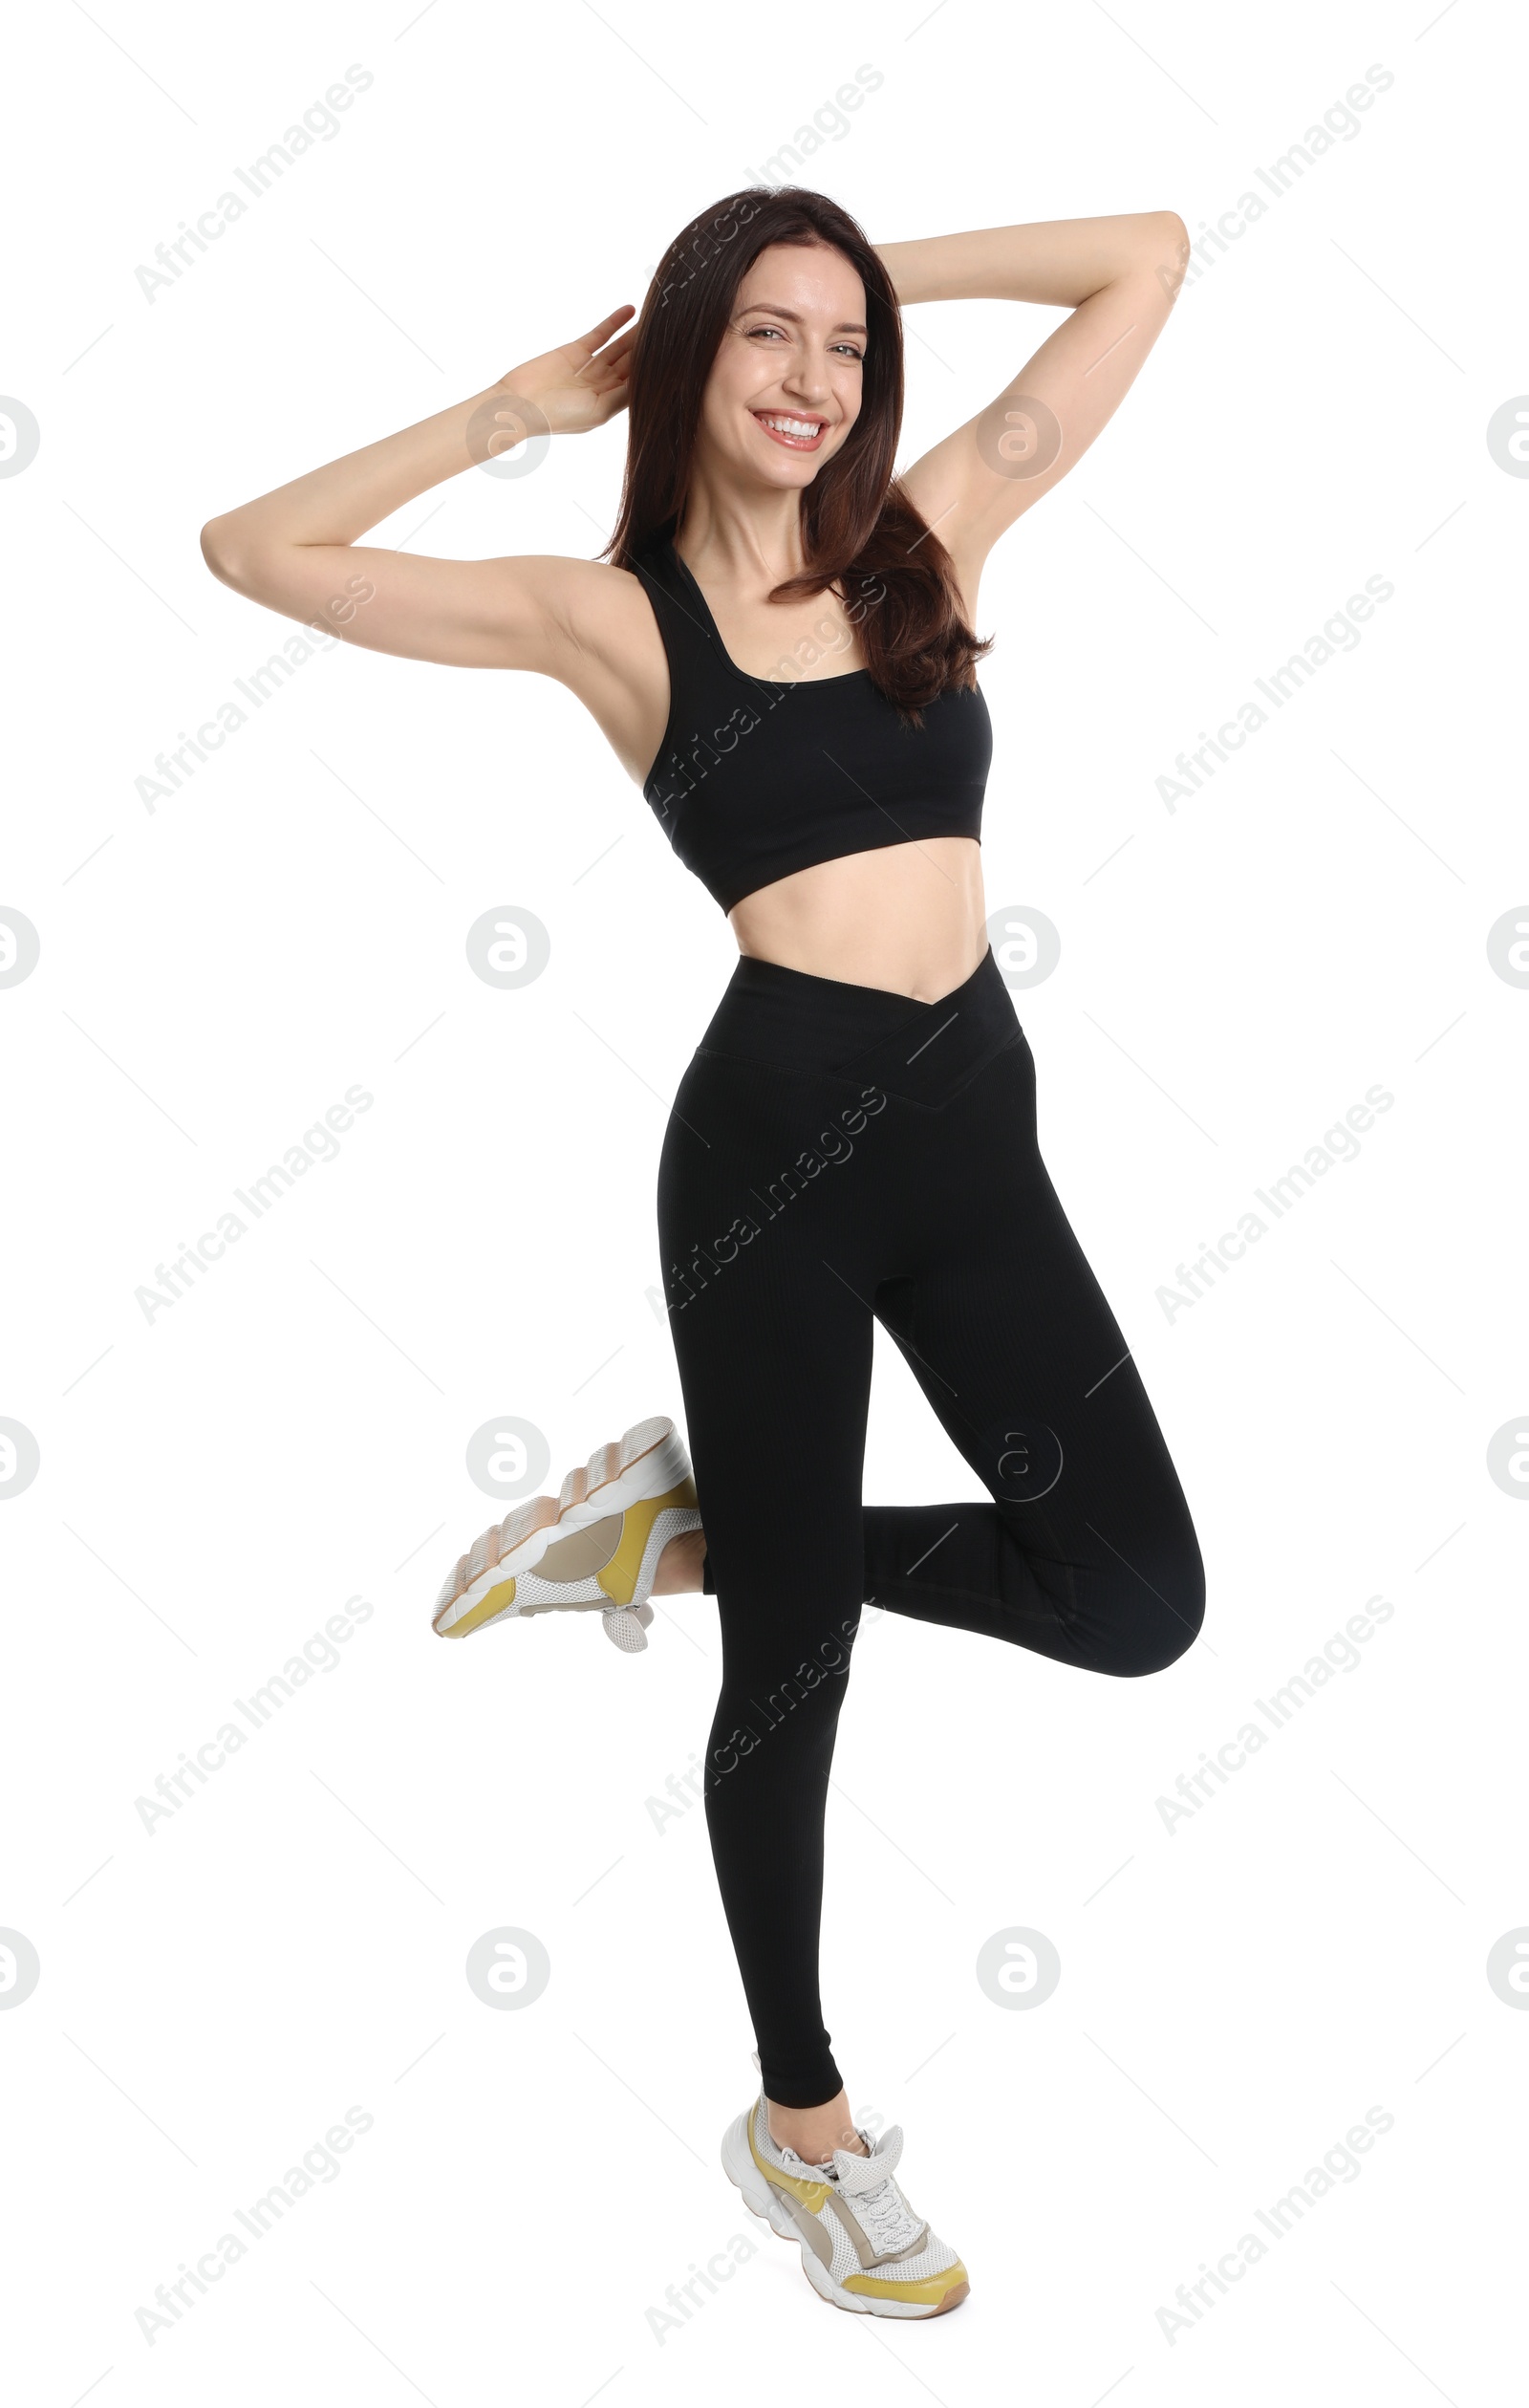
876, 212, 1189, 601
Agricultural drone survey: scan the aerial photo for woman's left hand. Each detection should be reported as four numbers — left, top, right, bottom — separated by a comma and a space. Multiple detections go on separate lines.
499, 305, 638, 435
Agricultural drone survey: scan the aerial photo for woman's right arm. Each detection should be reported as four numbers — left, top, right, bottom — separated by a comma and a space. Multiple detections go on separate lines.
200, 308, 663, 770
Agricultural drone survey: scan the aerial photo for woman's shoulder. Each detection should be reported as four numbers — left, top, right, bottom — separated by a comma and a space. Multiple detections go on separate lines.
505, 553, 670, 778
516, 550, 667, 667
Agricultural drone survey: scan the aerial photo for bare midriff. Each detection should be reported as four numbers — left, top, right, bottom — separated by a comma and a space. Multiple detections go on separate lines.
727, 834, 987, 1005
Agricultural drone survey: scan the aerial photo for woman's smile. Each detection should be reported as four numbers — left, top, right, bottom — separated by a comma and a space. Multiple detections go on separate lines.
750, 407, 831, 450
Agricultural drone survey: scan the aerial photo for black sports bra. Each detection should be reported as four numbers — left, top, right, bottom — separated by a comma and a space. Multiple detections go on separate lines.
632, 528, 992, 913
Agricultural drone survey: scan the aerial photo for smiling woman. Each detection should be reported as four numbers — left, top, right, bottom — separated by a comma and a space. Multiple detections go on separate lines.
607, 189, 987, 722
200, 178, 1201, 2326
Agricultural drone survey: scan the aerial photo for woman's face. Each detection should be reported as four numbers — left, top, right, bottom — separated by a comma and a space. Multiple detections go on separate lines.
694, 240, 867, 492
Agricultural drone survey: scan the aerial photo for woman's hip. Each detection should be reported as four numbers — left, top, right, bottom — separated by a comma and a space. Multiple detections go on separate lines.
684, 941, 1023, 1106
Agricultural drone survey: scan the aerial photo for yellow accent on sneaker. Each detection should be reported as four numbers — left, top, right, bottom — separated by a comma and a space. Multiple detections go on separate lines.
595, 1478, 700, 1605
436, 1476, 699, 1638
842, 2261, 970, 2306
747, 2116, 832, 2213
441, 1577, 518, 1639
745, 2108, 969, 2312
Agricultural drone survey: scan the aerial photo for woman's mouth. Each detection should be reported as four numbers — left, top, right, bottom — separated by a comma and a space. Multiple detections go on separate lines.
751, 411, 830, 452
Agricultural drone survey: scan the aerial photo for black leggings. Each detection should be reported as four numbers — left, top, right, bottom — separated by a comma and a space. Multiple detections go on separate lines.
657, 944, 1204, 2108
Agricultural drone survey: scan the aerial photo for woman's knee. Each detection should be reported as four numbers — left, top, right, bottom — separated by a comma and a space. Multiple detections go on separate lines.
1109, 1536, 1206, 1676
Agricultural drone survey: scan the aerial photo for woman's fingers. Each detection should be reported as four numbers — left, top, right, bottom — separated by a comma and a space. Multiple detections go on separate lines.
582, 327, 638, 384
572, 303, 635, 361
575, 324, 637, 395
581, 342, 635, 391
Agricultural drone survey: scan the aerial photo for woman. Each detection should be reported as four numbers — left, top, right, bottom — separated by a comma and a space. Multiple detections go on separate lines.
202, 187, 1204, 2321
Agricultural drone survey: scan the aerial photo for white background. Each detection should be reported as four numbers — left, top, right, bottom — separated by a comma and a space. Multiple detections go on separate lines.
2, 1, 1524, 2400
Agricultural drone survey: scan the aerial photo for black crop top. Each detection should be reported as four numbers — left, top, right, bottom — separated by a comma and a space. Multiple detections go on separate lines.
632, 529, 992, 913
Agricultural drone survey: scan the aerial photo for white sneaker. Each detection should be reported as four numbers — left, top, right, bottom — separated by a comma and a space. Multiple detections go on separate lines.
430, 1416, 701, 1652
721, 2087, 970, 2317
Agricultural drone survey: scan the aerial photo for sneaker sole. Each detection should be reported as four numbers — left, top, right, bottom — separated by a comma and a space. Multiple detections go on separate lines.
432, 1417, 695, 1638
721, 2111, 970, 2320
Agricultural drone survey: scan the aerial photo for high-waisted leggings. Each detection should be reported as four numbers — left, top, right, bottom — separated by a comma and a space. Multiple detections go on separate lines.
657, 944, 1205, 2108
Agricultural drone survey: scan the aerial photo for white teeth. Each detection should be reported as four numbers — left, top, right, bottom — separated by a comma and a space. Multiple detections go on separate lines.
759, 414, 823, 440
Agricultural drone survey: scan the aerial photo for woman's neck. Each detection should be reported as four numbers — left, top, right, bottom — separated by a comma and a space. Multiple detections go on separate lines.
673, 477, 810, 590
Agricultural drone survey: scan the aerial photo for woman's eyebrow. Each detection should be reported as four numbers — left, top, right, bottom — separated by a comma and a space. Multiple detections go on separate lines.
736, 303, 869, 334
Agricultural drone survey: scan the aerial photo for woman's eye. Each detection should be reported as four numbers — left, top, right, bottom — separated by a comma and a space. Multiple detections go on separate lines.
743, 325, 861, 358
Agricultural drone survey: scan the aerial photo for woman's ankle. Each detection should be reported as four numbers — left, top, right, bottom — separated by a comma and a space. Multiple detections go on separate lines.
653, 1526, 706, 1594
766, 2088, 868, 2161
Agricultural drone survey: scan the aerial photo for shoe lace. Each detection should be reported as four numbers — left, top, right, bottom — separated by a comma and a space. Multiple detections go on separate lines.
848, 2173, 923, 2254
768, 2108, 926, 2257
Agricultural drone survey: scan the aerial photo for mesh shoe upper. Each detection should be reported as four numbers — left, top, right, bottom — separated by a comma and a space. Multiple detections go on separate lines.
748, 2098, 961, 2287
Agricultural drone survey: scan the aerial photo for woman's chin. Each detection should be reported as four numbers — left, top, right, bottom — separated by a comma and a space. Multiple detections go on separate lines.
743, 443, 824, 488
694, 429, 829, 495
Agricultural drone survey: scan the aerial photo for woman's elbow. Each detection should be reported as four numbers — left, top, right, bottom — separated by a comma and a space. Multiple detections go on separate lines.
200, 514, 253, 590
1156, 211, 1190, 267
1141, 211, 1191, 304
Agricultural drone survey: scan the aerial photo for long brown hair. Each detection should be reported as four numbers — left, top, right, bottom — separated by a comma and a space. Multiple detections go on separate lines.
605, 186, 990, 718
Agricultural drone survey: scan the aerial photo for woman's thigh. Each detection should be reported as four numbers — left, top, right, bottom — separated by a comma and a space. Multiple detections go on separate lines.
657, 1047, 888, 1638
873, 1037, 1205, 1669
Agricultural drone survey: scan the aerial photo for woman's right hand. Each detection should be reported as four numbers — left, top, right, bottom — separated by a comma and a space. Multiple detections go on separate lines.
500, 305, 637, 437
200, 300, 656, 692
